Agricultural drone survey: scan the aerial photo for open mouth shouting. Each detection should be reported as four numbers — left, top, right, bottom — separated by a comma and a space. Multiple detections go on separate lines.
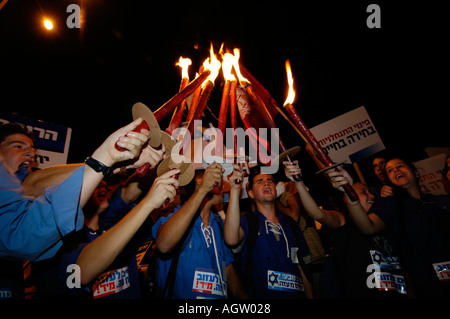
18, 161, 31, 169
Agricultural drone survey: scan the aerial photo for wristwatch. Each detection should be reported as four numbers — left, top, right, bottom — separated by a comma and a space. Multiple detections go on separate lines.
84, 156, 113, 177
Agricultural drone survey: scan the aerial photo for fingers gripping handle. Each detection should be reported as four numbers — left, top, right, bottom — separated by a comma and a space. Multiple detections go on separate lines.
115, 120, 152, 176
162, 172, 180, 208
115, 120, 150, 151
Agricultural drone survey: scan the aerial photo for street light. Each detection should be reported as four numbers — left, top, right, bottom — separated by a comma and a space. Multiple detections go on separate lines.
43, 18, 53, 30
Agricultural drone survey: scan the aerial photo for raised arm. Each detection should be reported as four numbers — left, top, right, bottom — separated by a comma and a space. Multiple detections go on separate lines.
224, 164, 245, 246
22, 164, 83, 198
155, 163, 224, 254
327, 166, 386, 235
80, 117, 151, 207
77, 168, 179, 285
283, 161, 345, 229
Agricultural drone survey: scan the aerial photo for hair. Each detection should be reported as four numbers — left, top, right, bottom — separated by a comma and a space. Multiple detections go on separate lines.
0, 122, 34, 144
384, 156, 418, 175
246, 165, 276, 192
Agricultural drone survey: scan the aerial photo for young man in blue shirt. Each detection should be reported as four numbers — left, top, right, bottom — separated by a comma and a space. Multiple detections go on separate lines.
225, 164, 313, 299
0, 119, 150, 299
153, 163, 247, 299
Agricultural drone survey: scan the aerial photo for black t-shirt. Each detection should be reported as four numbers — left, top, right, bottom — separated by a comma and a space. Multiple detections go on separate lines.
325, 217, 407, 299
372, 193, 450, 298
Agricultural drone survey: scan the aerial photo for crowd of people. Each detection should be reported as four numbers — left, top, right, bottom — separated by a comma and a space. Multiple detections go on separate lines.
1, 120, 449, 300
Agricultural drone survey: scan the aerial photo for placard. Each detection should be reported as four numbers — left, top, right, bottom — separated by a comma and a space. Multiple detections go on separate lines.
310, 106, 385, 164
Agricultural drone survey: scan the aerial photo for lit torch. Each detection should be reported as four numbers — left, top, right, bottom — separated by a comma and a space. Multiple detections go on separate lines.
154, 66, 211, 122
157, 45, 222, 200
234, 50, 302, 181
179, 44, 221, 154
166, 57, 192, 135
283, 59, 358, 201
218, 52, 235, 134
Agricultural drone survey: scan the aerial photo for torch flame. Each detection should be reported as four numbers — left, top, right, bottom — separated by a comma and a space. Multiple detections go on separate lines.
209, 44, 222, 84
283, 59, 296, 106
231, 48, 249, 87
201, 44, 222, 88
221, 52, 236, 82
175, 57, 192, 80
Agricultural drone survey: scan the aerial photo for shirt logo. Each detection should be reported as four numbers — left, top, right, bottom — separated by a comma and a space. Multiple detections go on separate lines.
192, 270, 226, 297
93, 266, 131, 298
267, 270, 303, 292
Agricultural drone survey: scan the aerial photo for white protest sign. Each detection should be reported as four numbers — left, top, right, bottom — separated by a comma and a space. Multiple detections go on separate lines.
310, 106, 385, 164
414, 154, 450, 195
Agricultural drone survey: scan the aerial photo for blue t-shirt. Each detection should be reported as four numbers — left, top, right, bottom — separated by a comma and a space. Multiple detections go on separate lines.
152, 210, 234, 299
238, 211, 310, 299
33, 190, 141, 299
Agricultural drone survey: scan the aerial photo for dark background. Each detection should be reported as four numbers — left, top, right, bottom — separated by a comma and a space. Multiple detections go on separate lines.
1, 0, 448, 202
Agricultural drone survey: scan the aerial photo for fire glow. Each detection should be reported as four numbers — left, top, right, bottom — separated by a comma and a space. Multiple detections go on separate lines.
152, 43, 355, 197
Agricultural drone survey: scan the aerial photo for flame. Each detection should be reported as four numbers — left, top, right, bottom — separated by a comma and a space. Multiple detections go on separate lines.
231, 48, 249, 86
208, 44, 222, 84
201, 57, 211, 89
221, 52, 236, 82
175, 57, 192, 79
283, 59, 296, 106
201, 44, 222, 88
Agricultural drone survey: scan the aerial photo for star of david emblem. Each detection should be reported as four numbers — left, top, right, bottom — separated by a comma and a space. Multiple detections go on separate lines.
268, 271, 279, 287
371, 251, 383, 265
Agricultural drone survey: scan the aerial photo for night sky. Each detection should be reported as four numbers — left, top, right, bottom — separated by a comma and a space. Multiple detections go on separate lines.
1, 1, 448, 199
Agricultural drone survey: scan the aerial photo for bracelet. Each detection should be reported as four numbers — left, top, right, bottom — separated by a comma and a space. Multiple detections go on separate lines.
84, 156, 113, 177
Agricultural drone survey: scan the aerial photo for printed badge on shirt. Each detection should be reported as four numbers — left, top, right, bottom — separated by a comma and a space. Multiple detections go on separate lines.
432, 261, 450, 281
267, 270, 303, 292
192, 270, 226, 297
367, 250, 406, 294
93, 266, 131, 298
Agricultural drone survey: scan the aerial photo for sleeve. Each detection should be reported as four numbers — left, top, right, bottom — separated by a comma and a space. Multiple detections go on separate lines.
151, 214, 172, 240
0, 160, 85, 261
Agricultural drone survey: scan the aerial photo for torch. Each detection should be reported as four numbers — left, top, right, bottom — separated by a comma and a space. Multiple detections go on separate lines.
233, 50, 302, 181
157, 44, 222, 192
153, 69, 211, 123
165, 57, 192, 135
282, 60, 358, 201
218, 51, 241, 184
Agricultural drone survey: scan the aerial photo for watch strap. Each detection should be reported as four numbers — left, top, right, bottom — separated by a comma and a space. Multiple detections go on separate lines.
84, 156, 113, 177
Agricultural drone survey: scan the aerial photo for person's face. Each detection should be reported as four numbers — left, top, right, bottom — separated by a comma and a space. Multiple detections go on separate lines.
89, 180, 111, 210
0, 133, 36, 174
248, 174, 277, 203
385, 159, 417, 190
372, 157, 387, 183
354, 182, 375, 212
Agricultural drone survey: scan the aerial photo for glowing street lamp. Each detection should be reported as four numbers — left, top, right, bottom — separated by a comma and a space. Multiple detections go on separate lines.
43, 19, 53, 30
